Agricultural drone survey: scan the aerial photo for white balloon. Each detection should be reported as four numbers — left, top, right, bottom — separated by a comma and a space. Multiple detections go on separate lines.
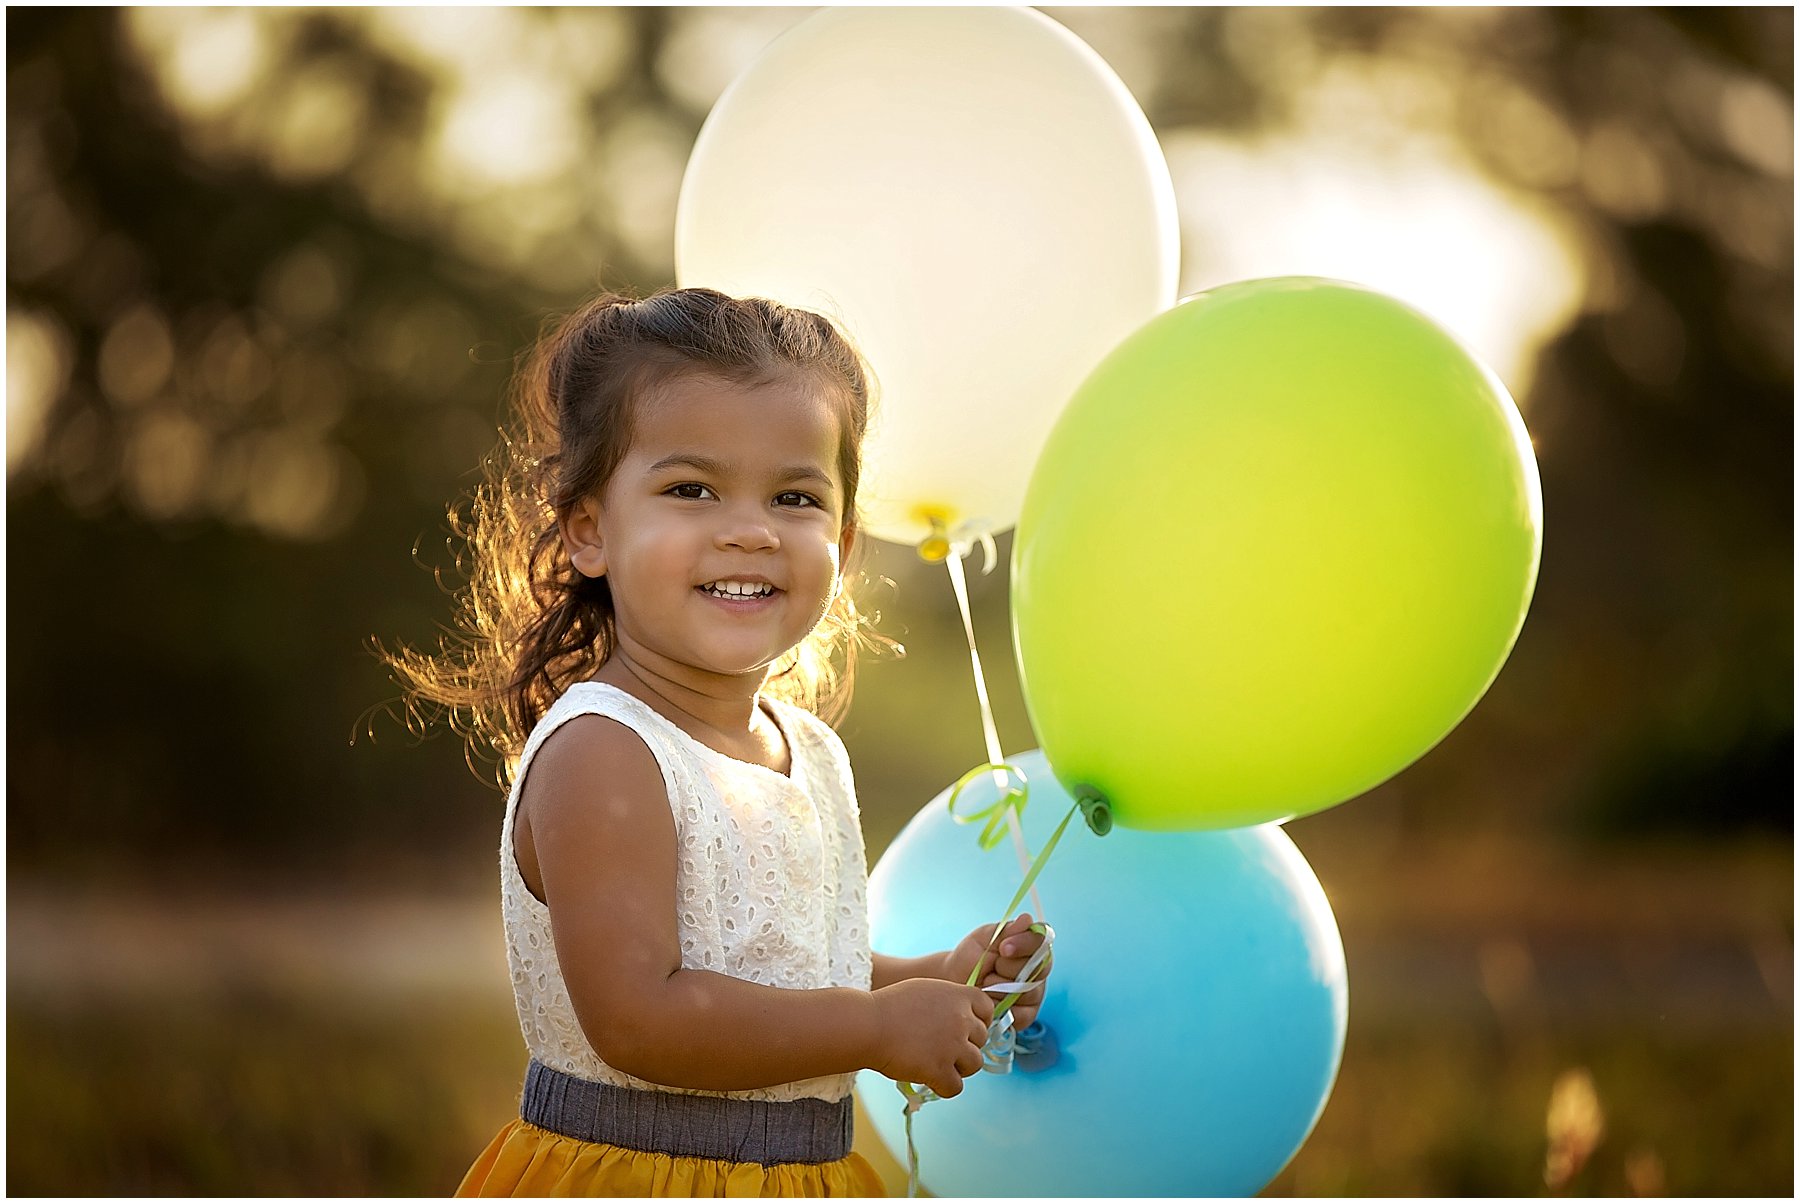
676, 6, 1179, 547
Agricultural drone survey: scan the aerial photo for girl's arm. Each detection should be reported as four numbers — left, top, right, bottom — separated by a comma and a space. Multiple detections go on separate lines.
522, 715, 993, 1099
871, 950, 950, 990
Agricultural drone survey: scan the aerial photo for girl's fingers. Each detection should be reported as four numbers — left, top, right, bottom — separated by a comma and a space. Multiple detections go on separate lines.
992, 951, 1052, 980
983, 972, 1046, 1001
985, 967, 1045, 990
994, 914, 1034, 953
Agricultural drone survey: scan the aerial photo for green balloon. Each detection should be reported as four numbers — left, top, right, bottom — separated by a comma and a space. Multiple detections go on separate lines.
1011, 278, 1542, 831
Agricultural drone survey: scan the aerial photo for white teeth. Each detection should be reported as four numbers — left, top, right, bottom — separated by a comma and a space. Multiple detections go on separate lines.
703, 580, 774, 598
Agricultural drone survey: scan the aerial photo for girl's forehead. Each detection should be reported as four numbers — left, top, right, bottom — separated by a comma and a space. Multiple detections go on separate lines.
632, 371, 845, 466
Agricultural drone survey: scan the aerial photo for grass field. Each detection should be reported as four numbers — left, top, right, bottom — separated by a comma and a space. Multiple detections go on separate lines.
7, 993, 1789, 1196
8, 838, 1791, 1196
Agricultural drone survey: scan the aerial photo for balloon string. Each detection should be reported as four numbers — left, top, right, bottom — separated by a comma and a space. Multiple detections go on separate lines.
900, 527, 1056, 1196
943, 548, 1044, 921
903, 1098, 921, 1197
894, 799, 1075, 1196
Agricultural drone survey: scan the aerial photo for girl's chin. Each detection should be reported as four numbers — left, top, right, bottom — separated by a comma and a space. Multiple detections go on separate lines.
688, 650, 792, 681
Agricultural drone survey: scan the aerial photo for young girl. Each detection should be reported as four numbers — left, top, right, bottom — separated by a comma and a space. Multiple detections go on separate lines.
394, 288, 1051, 1197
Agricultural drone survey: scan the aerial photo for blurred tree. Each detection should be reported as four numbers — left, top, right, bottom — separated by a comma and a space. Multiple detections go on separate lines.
5, 7, 1791, 883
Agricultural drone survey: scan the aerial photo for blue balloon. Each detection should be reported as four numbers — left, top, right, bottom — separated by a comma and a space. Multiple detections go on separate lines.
859, 750, 1348, 1197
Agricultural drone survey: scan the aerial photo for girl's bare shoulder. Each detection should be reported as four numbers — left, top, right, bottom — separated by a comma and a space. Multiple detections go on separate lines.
521, 713, 667, 826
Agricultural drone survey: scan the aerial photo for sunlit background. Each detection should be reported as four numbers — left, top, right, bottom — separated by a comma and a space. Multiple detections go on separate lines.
7, 7, 1791, 1196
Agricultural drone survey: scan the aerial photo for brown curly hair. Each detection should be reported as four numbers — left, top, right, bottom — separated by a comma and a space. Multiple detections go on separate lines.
385, 287, 884, 777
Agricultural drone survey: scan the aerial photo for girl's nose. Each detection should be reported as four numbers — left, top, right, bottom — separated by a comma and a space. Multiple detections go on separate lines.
715, 508, 779, 552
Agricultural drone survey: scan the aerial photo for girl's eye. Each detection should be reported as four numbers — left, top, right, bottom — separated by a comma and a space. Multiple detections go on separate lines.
668, 483, 713, 500
774, 491, 820, 508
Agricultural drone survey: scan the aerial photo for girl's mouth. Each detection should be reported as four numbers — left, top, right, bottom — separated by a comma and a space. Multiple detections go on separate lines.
698, 580, 778, 602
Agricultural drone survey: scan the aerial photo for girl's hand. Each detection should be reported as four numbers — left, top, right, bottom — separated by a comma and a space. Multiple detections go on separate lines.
869, 978, 995, 1099
945, 913, 1054, 1030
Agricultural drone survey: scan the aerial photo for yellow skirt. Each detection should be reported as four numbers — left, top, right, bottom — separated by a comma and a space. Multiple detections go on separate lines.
457, 1119, 888, 1197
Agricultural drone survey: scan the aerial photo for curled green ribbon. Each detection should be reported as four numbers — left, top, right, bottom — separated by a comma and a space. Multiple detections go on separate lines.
945, 760, 1030, 851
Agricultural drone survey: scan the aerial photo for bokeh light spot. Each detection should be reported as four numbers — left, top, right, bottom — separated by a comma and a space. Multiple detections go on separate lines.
655, 9, 806, 115
198, 316, 275, 413
357, 6, 526, 84
1717, 75, 1794, 179
50, 406, 118, 512
595, 112, 689, 274
432, 73, 580, 189
124, 411, 211, 521
7, 186, 84, 283
127, 7, 271, 121
1712, 184, 1791, 272
243, 433, 363, 541
263, 59, 372, 182
6, 306, 73, 475
98, 304, 176, 410
1579, 121, 1669, 222
260, 244, 349, 328
544, 7, 633, 91
1467, 73, 1581, 190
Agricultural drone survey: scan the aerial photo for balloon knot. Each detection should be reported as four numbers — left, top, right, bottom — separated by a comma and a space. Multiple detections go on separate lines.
1013, 1020, 1059, 1072
914, 511, 998, 570
915, 509, 955, 562
1074, 784, 1113, 835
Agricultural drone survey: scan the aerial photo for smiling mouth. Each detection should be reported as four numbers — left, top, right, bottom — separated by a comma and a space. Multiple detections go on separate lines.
698, 580, 778, 601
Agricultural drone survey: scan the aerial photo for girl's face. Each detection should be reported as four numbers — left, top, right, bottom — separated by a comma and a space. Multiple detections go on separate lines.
563, 370, 854, 692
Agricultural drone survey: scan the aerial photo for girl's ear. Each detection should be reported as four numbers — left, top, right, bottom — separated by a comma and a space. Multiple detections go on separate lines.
561, 498, 608, 579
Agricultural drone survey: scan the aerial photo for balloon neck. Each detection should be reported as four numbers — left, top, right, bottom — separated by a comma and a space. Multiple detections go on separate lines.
1012, 1019, 1059, 1073
914, 511, 1002, 571
917, 535, 951, 563
915, 508, 955, 562
1073, 784, 1112, 835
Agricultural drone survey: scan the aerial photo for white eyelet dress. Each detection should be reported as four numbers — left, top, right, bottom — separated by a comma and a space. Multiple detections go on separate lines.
456, 681, 886, 1198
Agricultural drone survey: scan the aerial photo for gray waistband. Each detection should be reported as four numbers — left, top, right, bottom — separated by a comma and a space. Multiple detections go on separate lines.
519, 1061, 855, 1166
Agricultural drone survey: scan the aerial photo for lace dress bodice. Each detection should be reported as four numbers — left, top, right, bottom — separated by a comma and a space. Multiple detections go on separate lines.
499, 681, 873, 1103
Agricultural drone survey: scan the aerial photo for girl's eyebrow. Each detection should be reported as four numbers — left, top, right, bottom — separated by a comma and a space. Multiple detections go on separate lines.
777, 466, 836, 488
644, 453, 835, 488
644, 452, 727, 476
